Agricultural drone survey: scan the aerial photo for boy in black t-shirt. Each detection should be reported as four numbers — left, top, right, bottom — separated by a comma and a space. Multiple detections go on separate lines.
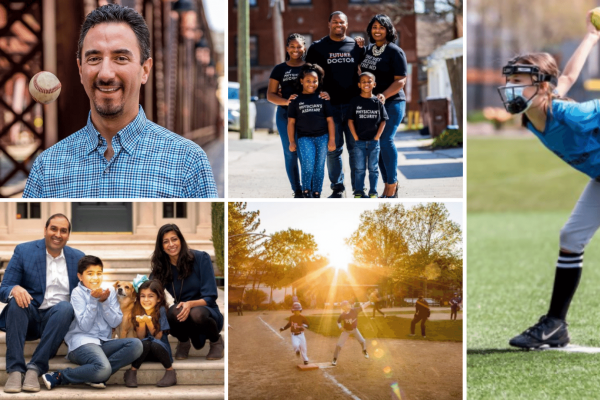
348, 72, 388, 198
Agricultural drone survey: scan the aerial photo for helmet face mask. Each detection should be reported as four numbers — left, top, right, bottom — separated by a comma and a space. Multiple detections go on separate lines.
497, 83, 539, 114
498, 63, 557, 115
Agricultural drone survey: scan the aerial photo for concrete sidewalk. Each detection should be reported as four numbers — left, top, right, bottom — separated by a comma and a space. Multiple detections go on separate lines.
228, 128, 463, 198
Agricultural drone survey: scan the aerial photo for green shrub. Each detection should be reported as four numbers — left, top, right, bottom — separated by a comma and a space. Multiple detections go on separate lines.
432, 128, 463, 148
211, 203, 224, 276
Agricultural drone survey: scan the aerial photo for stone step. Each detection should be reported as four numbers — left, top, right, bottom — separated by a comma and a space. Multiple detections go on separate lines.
0, 385, 224, 399
0, 331, 226, 358
0, 253, 222, 279
0, 357, 224, 386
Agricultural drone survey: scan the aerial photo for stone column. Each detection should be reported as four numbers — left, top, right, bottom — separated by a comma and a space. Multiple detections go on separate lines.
135, 202, 158, 236
196, 202, 212, 239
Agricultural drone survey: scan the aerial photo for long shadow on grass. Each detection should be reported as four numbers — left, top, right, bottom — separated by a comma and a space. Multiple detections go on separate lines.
467, 348, 526, 355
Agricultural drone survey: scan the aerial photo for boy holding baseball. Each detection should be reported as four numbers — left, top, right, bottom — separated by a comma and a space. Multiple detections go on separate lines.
42, 256, 143, 389
280, 302, 310, 365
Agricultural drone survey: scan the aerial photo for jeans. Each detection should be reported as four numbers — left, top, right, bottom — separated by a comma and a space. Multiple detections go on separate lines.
353, 140, 380, 196
297, 135, 329, 194
4, 299, 74, 375
60, 339, 143, 384
276, 106, 302, 191
379, 100, 406, 184
327, 104, 356, 192
167, 305, 220, 348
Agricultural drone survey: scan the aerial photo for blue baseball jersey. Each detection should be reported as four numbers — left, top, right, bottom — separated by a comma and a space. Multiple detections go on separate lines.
526, 100, 600, 179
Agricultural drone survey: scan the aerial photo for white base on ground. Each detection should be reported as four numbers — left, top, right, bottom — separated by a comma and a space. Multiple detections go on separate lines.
315, 362, 336, 369
542, 344, 600, 353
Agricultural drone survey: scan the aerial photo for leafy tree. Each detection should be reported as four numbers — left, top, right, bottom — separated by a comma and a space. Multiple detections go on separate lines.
228, 202, 263, 286
346, 203, 462, 292
243, 289, 268, 310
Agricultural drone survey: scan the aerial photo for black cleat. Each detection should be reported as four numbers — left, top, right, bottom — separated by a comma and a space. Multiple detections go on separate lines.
328, 190, 345, 198
509, 315, 570, 349
304, 361, 309, 365
294, 190, 304, 198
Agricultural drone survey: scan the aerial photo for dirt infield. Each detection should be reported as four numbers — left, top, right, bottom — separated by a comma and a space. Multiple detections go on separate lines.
228, 310, 462, 400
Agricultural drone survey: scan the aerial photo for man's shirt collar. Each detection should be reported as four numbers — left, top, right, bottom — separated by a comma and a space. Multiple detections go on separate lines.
84, 105, 147, 156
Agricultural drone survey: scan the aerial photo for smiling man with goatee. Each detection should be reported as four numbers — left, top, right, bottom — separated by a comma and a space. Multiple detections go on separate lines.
23, 4, 217, 198
0, 214, 85, 393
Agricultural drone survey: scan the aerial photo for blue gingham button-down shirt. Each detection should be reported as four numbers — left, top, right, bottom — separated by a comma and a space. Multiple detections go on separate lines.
23, 106, 218, 198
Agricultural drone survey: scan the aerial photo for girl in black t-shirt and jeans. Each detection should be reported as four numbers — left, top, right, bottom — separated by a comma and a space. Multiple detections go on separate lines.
267, 34, 306, 198
287, 64, 336, 198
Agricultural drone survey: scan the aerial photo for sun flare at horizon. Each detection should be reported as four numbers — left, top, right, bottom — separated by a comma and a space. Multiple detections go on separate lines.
327, 250, 352, 272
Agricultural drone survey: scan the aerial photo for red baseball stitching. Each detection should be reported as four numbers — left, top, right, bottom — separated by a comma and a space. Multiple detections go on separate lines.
33, 73, 61, 95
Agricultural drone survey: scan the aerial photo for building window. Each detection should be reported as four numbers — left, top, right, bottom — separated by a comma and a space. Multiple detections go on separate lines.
163, 203, 187, 219
289, 0, 312, 5
235, 35, 259, 67
250, 35, 259, 66
299, 34, 312, 49
234, 0, 258, 7
16, 203, 41, 219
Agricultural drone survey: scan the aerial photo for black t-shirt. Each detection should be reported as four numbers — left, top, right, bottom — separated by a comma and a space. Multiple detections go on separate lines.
287, 93, 333, 138
269, 62, 303, 109
348, 95, 389, 141
305, 36, 365, 106
360, 42, 408, 102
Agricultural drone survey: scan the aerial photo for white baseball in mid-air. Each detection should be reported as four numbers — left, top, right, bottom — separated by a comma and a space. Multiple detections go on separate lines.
29, 71, 61, 104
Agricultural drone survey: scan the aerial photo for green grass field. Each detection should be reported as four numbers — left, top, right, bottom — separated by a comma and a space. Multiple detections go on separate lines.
303, 314, 462, 342
468, 136, 600, 398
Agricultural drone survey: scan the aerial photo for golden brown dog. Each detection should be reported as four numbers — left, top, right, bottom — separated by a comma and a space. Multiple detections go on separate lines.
113, 281, 137, 338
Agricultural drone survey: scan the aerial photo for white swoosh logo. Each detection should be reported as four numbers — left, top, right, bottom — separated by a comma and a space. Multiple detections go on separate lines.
541, 326, 561, 340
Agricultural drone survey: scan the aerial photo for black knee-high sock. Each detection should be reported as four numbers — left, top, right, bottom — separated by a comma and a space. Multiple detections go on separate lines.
547, 251, 583, 321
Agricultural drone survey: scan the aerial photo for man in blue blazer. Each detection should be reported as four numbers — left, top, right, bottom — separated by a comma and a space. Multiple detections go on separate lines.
0, 214, 84, 393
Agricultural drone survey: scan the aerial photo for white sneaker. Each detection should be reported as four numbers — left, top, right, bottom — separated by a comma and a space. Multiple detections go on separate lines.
85, 382, 106, 389
363, 350, 369, 359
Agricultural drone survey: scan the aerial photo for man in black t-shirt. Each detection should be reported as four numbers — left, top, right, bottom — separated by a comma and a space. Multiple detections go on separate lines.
306, 11, 366, 198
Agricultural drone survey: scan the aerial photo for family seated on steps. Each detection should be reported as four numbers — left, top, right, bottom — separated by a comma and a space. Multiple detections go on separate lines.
0, 214, 224, 393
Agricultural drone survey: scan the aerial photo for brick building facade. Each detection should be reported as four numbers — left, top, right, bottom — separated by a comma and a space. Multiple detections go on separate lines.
229, 0, 420, 112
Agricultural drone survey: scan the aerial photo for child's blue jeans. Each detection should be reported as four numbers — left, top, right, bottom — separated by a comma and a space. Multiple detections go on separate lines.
297, 134, 328, 194
353, 140, 380, 196
60, 338, 143, 384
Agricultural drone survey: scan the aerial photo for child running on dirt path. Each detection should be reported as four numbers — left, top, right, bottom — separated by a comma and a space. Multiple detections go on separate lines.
332, 300, 369, 366
280, 302, 310, 365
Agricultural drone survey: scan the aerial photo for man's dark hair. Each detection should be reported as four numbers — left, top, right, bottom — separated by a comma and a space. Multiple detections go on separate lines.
45, 213, 71, 233
77, 4, 151, 65
78, 255, 104, 274
329, 11, 348, 22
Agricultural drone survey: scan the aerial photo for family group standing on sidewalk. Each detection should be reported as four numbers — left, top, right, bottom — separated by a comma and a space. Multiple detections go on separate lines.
267, 12, 408, 198
0, 214, 223, 393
